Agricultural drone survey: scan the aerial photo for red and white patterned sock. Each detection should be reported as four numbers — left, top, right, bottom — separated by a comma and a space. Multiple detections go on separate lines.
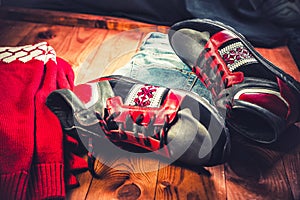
0, 43, 47, 200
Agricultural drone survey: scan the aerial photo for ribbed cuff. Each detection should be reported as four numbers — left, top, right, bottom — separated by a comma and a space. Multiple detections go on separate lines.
27, 163, 66, 200
0, 171, 29, 200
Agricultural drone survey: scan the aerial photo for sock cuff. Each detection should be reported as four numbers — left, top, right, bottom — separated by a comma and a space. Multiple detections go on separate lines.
27, 163, 66, 200
0, 42, 56, 64
0, 171, 29, 200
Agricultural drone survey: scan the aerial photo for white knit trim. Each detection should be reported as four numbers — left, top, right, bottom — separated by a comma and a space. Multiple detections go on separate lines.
218, 41, 257, 71
125, 84, 167, 107
0, 42, 57, 64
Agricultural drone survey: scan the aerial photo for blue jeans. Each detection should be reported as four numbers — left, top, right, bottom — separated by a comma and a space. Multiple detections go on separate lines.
113, 32, 212, 102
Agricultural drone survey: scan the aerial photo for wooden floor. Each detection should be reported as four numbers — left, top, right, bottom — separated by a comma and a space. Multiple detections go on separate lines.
1, 6, 300, 200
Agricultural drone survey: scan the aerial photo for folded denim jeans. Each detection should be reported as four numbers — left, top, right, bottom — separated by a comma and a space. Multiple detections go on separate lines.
113, 32, 212, 103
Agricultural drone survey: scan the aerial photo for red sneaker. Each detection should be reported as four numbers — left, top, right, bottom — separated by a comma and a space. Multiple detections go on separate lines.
46, 75, 230, 171
168, 18, 300, 143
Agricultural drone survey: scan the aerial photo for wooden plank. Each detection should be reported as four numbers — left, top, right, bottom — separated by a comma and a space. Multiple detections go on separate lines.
281, 123, 300, 200
256, 46, 300, 81
0, 20, 109, 72
67, 156, 93, 200
12, 22, 109, 75
75, 29, 145, 85
85, 154, 160, 200
101, 30, 154, 77
0, 6, 168, 31
155, 164, 226, 200
67, 171, 93, 200
225, 133, 294, 200
0, 19, 36, 46
207, 165, 227, 199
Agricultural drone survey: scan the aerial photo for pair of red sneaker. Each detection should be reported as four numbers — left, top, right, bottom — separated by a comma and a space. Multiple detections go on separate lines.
46, 19, 300, 171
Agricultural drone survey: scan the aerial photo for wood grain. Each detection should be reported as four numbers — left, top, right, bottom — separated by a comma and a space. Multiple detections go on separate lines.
155, 165, 219, 199
0, 19, 36, 46
225, 133, 295, 200
256, 46, 300, 81
156, 164, 226, 200
281, 124, 300, 200
100, 31, 150, 77
14, 23, 109, 70
85, 154, 160, 200
67, 156, 93, 200
74, 29, 144, 85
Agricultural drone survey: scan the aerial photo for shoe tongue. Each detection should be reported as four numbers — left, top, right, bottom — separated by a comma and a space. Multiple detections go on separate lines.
173, 28, 275, 82
124, 84, 169, 107
171, 28, 211, 66
218, 39, 276, 81
218, 40, 258, 72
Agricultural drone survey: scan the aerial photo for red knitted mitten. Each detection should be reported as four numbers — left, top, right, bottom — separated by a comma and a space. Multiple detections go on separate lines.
0, 43, 46, 200
26, 44, 67, 199
27, 50, 87, 199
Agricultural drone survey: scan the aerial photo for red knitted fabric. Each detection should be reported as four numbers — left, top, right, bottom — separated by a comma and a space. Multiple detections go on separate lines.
0, 43, 48, 199
26, 51, 67, 199
26, 47, 87, 199
56, 57, 88, 191
56, 57, 75, 90
0, 42, 88, 200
